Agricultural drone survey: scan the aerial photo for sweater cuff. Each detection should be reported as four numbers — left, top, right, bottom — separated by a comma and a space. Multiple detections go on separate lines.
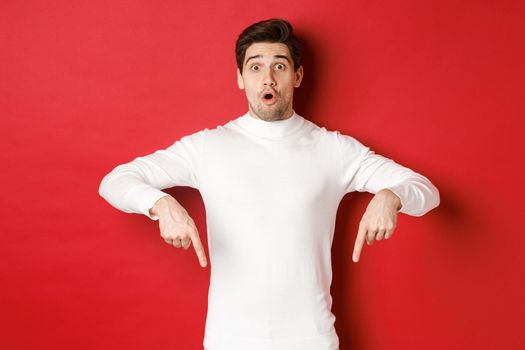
123, 185, 169, 221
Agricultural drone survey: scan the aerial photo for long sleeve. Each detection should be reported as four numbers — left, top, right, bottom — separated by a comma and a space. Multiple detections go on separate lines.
336, 131, 440, 217
98, 129, 207, 220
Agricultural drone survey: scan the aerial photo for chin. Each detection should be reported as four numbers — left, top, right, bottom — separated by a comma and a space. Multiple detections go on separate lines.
253, 104, 288, 121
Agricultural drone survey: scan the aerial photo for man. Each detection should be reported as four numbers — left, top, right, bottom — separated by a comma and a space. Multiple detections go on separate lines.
99, 18, 439, 350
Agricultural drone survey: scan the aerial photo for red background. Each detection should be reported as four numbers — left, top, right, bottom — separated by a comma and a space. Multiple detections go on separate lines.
2, 1, 524, 349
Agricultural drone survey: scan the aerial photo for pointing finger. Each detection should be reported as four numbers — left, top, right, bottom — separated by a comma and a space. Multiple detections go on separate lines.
189, 226, 207, 268
353, 222, 367, 263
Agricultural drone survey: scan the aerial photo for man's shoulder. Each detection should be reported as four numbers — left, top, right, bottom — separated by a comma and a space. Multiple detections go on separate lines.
174, 115, 240, 144
302, 117, 362, 142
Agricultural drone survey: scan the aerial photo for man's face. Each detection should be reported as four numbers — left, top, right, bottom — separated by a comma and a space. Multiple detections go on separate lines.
237, 42, 303, 121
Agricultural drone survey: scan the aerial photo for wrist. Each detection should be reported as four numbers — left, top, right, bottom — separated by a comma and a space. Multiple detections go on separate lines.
377, 189, 402, 212
150, 195, 174, 217
150, 195, 188, 220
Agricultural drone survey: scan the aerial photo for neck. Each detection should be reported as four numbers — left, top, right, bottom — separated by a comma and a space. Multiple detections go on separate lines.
235, 109, 305, 139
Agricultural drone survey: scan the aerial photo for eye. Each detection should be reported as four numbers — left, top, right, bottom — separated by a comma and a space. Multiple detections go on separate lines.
251, 64, 260, 71
275, 63, 286, 70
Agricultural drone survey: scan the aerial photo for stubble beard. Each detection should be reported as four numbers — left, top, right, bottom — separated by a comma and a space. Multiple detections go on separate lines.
249, 94, 290, 122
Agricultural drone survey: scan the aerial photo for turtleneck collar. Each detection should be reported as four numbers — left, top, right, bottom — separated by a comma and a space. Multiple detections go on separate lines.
234, 110, 305, 139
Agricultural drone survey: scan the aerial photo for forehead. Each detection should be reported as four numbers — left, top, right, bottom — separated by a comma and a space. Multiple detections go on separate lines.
244, 42, 291, 64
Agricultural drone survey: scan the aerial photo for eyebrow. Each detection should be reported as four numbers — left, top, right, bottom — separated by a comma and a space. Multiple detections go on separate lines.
245, 54, 292, 65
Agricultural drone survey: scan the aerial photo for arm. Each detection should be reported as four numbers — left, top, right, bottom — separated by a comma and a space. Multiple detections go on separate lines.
337, 131, 440, 217
355, 157, 440, 217
336, 131, 440, 262
98, 129, 209, 268
98, 129, 206, 220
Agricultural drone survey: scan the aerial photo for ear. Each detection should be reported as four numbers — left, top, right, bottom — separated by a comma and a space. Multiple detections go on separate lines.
294, 65, 304, 88
237, 68, 245, 90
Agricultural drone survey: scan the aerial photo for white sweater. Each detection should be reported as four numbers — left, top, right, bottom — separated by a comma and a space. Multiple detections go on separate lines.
99, 110, 440, 350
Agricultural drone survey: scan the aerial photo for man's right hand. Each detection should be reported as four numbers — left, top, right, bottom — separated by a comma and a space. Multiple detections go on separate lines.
149, 195, 208, 268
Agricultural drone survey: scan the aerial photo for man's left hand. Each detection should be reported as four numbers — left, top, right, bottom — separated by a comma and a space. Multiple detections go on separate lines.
352, 189, 402, 263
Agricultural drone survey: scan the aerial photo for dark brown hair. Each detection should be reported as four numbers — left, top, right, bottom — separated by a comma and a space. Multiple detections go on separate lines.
235, 18, 302, 74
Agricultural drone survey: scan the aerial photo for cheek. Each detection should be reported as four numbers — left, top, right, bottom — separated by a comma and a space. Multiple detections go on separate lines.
280, 75, 295, 90
247, 85, 257, 96
244, 80, 256, 92
246, 87, 259, 100
281, 84, 294, 97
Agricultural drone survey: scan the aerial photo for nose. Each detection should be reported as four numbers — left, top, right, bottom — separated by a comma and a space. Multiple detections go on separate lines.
263, 68, 276, 87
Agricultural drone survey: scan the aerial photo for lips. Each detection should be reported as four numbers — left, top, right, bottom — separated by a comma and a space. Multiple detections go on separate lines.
261, 90, 277, 105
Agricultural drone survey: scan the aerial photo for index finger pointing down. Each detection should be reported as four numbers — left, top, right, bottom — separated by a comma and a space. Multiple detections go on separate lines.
353, 222, 367, 263
189, 227, 207, 268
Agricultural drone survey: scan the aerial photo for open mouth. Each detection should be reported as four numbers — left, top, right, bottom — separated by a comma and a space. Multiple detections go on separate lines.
261, 91, 276, 104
